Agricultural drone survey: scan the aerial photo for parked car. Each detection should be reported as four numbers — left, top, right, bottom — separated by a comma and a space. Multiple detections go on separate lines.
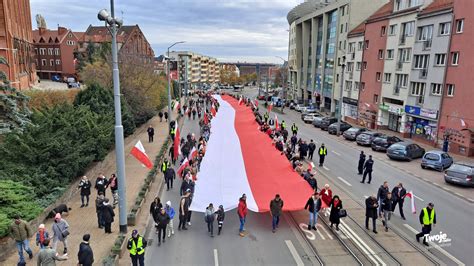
421, 151, 453, 171
312, 116, 326, 128
51, 75, 61, 82
356, 132, 383, 146
301, 110, 319, 120
343, 127, 368, 141
303, 114, 320, 123
257, 95, 265, 100
444, 162, 474, 187
295, 104, 305, 112
387, 142, 425, 161
328, 122, 352, 134
371, 135, 402, 152
320, 117, 338, 131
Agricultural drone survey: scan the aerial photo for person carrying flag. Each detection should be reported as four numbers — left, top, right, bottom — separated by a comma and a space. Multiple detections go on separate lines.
391, 183, 406, 220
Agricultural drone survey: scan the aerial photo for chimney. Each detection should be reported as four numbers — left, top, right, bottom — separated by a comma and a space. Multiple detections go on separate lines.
39, 27, 47, 35
58, 26, 67, 35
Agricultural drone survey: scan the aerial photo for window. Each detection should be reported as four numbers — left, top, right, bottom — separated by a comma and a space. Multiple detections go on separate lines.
41, 59, 46, 66
340, 24, 344, 34
356, 62, 361, 71
40, 48, 46, 55
54, 48, 60, 55
56, 59, 61, 65
34, 48, 38, 55
358, 41, 363, 50
446, 84, 455, 96
439, 22, 451, 35
376, 72, 381, 81
346, 62, 353, 72
378, 49, 384, 59
384, 73, 392, 83
50, 59, 54, 66
417, 25, 433, 41
401, 21, 415, 36
389, 24, 397, 35
411, 82, 426, 96
434, 54, 446, 66
381, 26, 386, 36
360, 82, 365, 91
354, 82, 359, 90
398, 48, 411, 62
47, 48, 52, 55
364, 40, 369, 49
456, 19, 464, 33
386, 49, 394, 59
431, 83, 442, 95
363, 62, 367, 70
395, 74, 408, 87
374, 94, 379, 103
413, 54, 429, 69
66, 40, 75, 45
68, 33, 72, 38
451, 52, 459, 65
345, 81, 352, 91
349, 42, 355, 53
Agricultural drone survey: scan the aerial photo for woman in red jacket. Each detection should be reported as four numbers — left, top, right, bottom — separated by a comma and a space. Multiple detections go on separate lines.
320, 184, 332, 216
237, 194, 248, 237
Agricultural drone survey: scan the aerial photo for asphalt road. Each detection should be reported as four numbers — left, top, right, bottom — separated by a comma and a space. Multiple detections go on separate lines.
243, 87, 473, 265
145, 110, 316, 266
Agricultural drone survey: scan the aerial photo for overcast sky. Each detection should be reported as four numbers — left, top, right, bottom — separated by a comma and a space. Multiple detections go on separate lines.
31, 0, 303, 63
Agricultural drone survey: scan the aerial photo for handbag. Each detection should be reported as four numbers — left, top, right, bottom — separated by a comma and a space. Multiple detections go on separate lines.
338, 209, 347, 218
61, 228, 70, 238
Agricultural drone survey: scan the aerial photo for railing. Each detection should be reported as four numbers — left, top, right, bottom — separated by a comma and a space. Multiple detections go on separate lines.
422, 39, 432, 50
419, 68, 428, 79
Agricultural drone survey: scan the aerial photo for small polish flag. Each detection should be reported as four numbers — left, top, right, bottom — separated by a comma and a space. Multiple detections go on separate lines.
173, 126, 181, 159
203, 113, 209, 125
211, 104, 217, 117
177, 157, 189, 177
254, 99, 259, 107
267, 102, 273, 113
308, 162, 315, 172
403, 191, 417, 214
130, 140, 153, 169
173, 102, 180, 111
274, 114, 279, 130
238, 96, 243, 105
460, 119, 467, 128
188, 147, 198, 161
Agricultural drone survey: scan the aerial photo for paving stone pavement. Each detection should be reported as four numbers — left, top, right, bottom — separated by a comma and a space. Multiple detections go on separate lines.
2, 114, 171, 266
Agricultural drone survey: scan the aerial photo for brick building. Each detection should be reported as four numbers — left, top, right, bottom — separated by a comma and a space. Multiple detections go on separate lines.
32, 26, 82, 80
0, 0, 36, 89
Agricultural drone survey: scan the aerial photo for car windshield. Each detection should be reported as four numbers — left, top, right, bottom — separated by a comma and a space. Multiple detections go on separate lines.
347, 128, 359, 132
390, 143, 406, 150
424, 153, 440, 161
449, 164, 473, 174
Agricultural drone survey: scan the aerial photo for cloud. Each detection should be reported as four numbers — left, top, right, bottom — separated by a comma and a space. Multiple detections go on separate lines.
30, 0, 302, 63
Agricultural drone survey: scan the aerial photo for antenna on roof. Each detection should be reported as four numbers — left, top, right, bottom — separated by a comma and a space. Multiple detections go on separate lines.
121, 10, 124, 21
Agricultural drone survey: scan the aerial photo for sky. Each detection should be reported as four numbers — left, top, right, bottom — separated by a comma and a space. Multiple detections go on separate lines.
30, 0, 304, 64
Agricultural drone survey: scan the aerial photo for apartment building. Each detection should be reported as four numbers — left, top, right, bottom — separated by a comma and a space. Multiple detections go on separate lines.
0, 0, 36, 89
287, 0, 389, 113
169, 51, 219, 90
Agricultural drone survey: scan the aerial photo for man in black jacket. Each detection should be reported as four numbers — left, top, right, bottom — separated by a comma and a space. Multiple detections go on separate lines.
391, 183, 407, 220
164, 167, 176, 191
361, 155, 374, 184
304, 193, 321, 230
94, 174, 108, 197
147, 125, 154, 143
299, 141, 309, 160
77, 234, 94, 266
308, 140, 316, 160
365, 196, 378, 234
358, 151, 366, 175
377, 181, 389, 217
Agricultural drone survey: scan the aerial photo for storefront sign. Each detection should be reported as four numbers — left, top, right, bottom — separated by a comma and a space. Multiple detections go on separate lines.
381, 104, 403, 115
405, 105, 438, 120
343, 97, 358, 106
405, 105, 421, 116
379, 104, 389, 111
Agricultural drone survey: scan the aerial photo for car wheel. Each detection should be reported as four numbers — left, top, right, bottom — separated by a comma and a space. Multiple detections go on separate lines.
421, 165, 426, 169
372, 147, 376, 151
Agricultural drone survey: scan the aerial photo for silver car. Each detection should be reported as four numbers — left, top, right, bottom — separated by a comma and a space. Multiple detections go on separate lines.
444, 162, 474, 187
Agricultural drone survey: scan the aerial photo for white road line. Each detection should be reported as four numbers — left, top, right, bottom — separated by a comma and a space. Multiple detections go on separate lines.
285, 240, 305, 266
323, 166, 330, 171
333, 151, 341, 156
403, 224, 465, 266
337, 176, 352, 187
315, 227, 326, 240
414, 195, 425, 202
317, 223, 333, 240
340, 220, 386, 266
214, 249, 219, 266
364, 195, 369, 198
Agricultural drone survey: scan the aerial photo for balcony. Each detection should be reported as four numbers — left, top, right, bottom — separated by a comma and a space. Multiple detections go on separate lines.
419, 68, 428, 79
422, 39, 432, 51
396, 62, 403, 71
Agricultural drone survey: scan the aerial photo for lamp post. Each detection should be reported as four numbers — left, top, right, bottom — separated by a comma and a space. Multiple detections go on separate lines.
275, 56, 287, 112
336, 56, 346, 136
97, 0, 126, 233
166, 41, 185, 130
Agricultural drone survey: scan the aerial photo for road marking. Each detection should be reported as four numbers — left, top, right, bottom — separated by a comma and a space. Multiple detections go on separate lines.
317, 223, 333, 240
403, 224, 465, 266
333, 151, 341, 156
315, 227, 326, 240
337, 176, 352, 187
364, 195, 369, 198
340, 220, 386, 266
214, 249, 219, 266
323, 166, 330, 171
285, 240, 305, 266
414, 195, 424, 202
299, 223, 316, 241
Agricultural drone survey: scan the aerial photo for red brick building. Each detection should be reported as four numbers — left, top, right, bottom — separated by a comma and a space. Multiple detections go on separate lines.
358, 1, 393, 129
438, 0, 474, 156
0, 0, 36, 89
78, 24, 154, 64
32, 26, 82, 80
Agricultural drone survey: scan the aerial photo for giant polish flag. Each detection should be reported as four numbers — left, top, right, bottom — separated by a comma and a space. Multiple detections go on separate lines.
130, 140, 153, 169
190, 95, 313, 212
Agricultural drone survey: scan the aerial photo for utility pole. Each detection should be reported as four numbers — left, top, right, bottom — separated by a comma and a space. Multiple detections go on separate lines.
337, 56, 346, 136
166, 41, 185, 131
184, 56, 188, 98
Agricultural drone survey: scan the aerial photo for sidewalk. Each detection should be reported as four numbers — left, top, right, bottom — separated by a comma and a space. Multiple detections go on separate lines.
2, 114, 170, 265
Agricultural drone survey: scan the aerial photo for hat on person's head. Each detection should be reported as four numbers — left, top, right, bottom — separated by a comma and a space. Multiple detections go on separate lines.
166, 201, 171, 206
55, 213, 61, 220
428, 202, 434, 207
132, 229, 138, 236
39, 224, 45, 229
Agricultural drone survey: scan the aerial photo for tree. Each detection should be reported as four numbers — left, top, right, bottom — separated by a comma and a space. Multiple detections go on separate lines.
220, 67, 240, 85
0, 56, 32, 135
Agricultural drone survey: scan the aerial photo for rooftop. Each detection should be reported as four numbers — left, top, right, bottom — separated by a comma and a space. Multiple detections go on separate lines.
367, 0, 395, 22
419, 0, 453, 16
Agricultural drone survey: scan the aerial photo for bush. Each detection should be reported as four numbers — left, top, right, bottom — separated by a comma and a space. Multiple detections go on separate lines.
25, 89, 79, 110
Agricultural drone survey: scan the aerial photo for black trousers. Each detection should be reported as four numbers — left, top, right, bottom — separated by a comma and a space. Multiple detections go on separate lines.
308, 151, 314, 160
130, 254, 144, 266
148, 134, 154, 142
81, 194, 89, 205
104, 222, 112, 233
178, 214, 186, 229
207, 221, 214, 235
358, 162, 364, 174
365, 216, 376, 230
157, 226, 166, 242
416, 225, 432, 243
392, 200, 405, 218
319, 155, 325, 166
166, 178, 173, 190
187, 211, 192, 222
362, 170, 372, 183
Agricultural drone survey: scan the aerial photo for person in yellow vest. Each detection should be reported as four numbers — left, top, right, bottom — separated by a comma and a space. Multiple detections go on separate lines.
263, 112, 269, 124
318, 144, 327, 167
127, 229, 147, 266
416, 203, 436, 246
291, 123, 298, 136
281, 120, 286, 130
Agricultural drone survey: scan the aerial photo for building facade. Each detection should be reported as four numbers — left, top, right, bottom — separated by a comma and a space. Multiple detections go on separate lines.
33, 26, 81, 80
169, 51, 219, 90
0, 0, 36, 89
287, 0, 389, 113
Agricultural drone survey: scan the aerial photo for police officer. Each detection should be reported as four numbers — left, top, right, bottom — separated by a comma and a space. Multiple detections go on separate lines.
263, 112, 269, 123
358, 151, 366, 175
170, 123, 176, 140
416, 203, 436, 246
291, 123, 298, 136
318, 144, 327, 167
161, 159, 170, 178
361, 155, 374, 184
127, 230, 147, 266
281, 120, 287, 130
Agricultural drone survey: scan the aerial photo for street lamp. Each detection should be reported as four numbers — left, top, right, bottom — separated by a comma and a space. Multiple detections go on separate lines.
275, 56, 287, 112
97, 1, 127, 233
336, 55, 346, 136
166, 41, 185, 130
